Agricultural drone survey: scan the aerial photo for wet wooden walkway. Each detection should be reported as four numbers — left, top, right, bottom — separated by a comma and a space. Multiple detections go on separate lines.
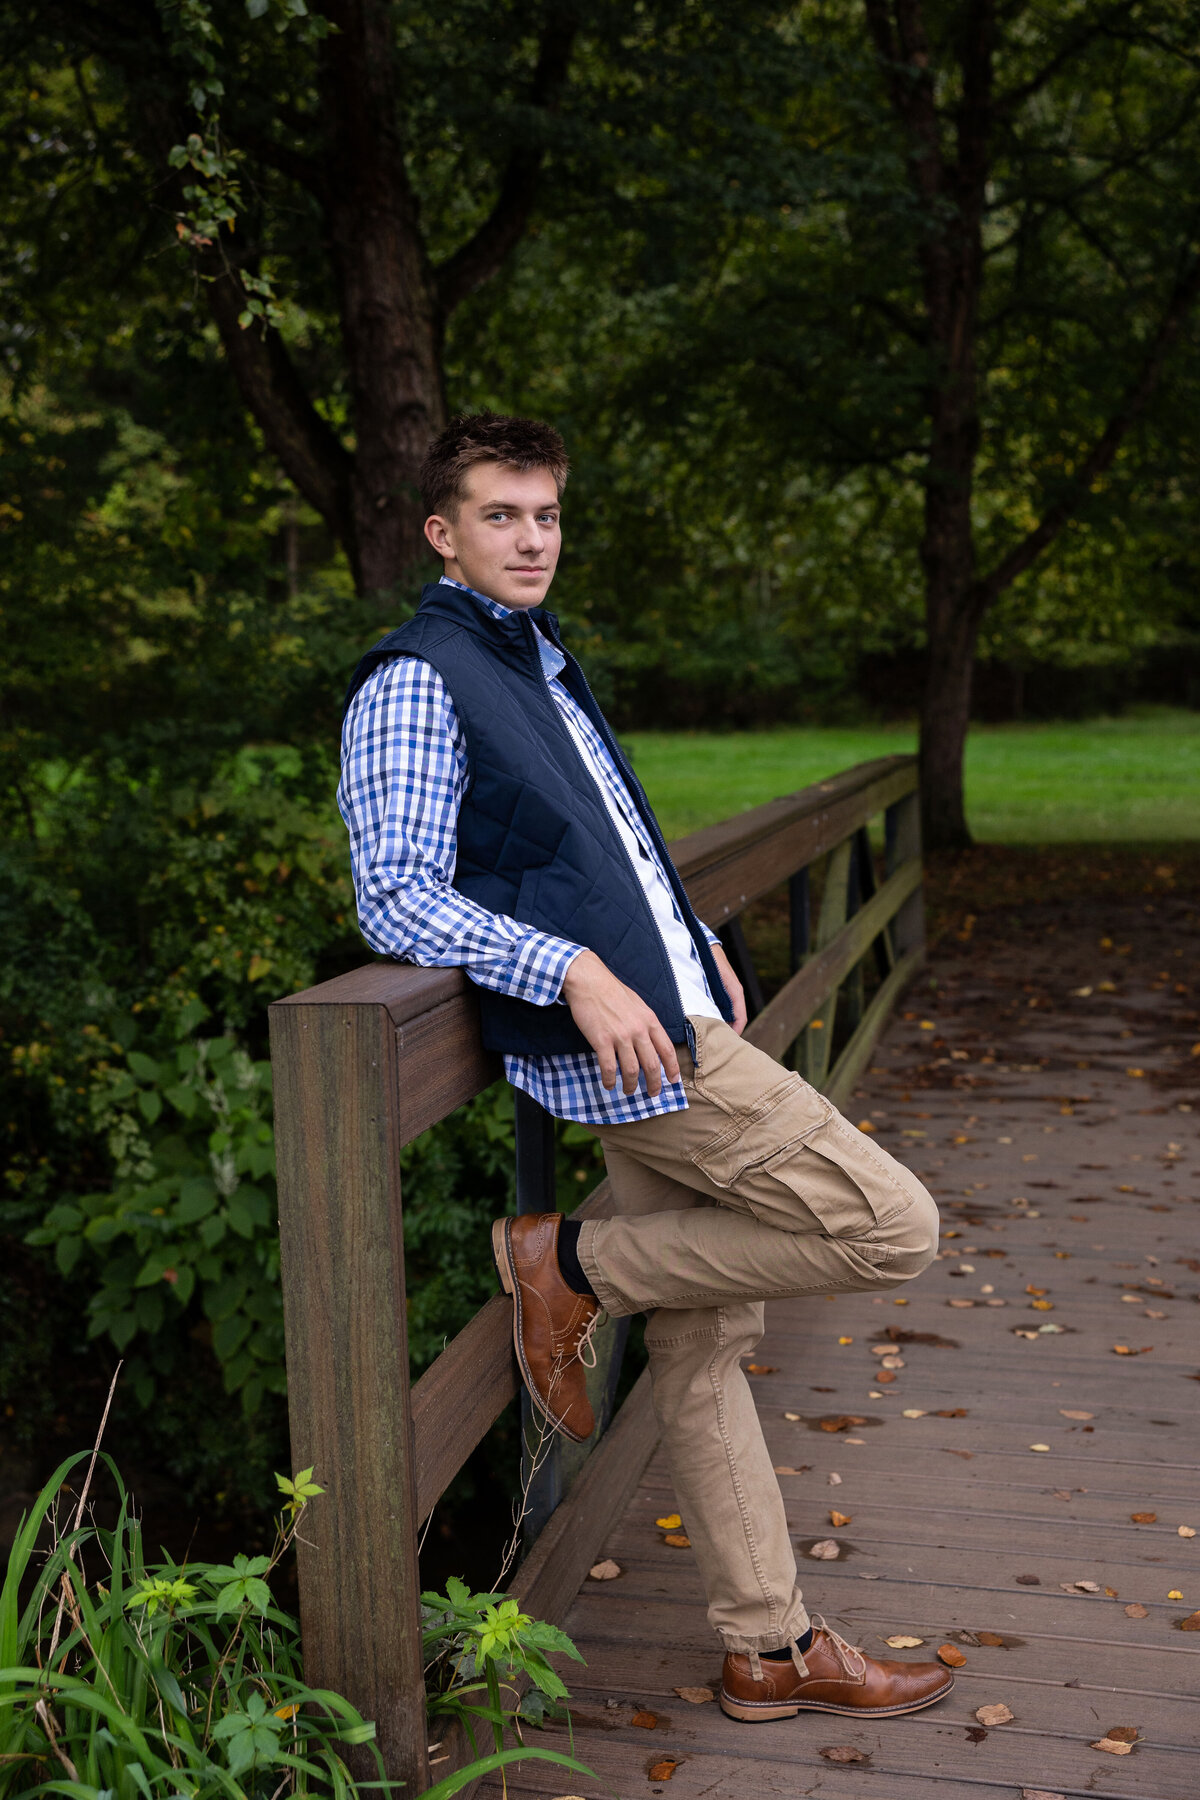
482, 887, 1198, 1799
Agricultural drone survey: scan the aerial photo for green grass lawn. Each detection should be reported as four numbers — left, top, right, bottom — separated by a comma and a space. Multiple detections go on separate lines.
627, 706, 1198, 844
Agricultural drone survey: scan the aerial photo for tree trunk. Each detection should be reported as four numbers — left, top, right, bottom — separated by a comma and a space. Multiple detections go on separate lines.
319, 0, 447, 595
865, 0, 993, 852
919, 588, 981, 850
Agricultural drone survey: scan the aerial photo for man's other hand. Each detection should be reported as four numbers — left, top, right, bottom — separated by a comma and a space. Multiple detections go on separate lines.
561, 951, 681, 1095
709, 942, 748, 1035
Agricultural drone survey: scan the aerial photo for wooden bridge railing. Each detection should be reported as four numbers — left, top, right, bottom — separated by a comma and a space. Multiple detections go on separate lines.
267, 754, 925, 1793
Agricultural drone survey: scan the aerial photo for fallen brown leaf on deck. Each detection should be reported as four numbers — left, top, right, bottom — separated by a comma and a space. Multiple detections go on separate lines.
819, 1415, 867, 1432
1124, 1603, 1149, 1618
1074, 1580, 1101, 1593
937, 1644, 966, 1666
1026, 1284, 1048, 1296
975, 1703, 1014, 1726
663, 1533, 691, 1548
1130, 1512, 1157, 1523
1021, 1790, 1066, 1800
1060, 1410, 1093, 1420
943, 1448, 974, 1458
830, 1510, 852, 1527
1015, 1573, 1041, 1584
632, 1711, 658, 1729
1030, 1300, 1055, 1311
818, 1746, 867, 1763
647, 1759, 677, 1781
1105, 1586, 1119, 1598
885, 1634, 924, 1648
655, 1514, 682, 1529
876, 1371, 898, 1383
1178, 1525, 1196, 1538
948, 1298, 976, 1307
772, 1465, 809, 1474
1029, 1443, 1050, 1452
672, 1687, 713, 1704
808, 1538, 840, 1559
976, 1631, 1006, 1647
588, 1559, 621, 1580
1104, 1726, 1139, 1743
1177, 1611, 1200, 1630
1091, 1738, 1133, 1755
746, 1364, 777, 1374
783, 1411, 801, 1420
934, 1408, 968, 1417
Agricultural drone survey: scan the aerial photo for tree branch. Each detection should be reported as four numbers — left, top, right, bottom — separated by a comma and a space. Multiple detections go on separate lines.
198, 248, 355, 549
973, 239, 1200, 609
993, 4, 1133, 118
234, 124, 326, 200
434, 11, 578, 317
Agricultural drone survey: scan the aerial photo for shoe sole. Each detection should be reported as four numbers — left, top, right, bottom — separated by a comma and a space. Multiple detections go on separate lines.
491, 1219, 589, 1445
718, 1677, 955, 1722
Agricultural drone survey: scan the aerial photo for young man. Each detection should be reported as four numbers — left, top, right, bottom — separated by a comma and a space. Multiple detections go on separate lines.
339, 412, 952, 1723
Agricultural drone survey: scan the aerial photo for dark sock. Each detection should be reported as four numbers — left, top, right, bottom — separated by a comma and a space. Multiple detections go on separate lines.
556, 1218, 596, 1299
763, 1627, 815, 1660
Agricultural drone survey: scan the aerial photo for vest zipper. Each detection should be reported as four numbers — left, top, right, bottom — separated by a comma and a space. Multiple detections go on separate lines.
520, 613, 691, 1047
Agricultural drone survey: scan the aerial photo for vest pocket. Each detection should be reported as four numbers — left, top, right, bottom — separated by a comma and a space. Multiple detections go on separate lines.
513, 863, 543, 925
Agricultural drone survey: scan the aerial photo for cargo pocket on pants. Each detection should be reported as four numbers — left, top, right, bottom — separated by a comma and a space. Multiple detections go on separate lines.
690, 1072, 833, 1190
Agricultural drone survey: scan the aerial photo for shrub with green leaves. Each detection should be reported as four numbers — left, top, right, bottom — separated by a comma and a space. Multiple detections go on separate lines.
0, 1452, 594, 1800
28, 1012, 283, 1415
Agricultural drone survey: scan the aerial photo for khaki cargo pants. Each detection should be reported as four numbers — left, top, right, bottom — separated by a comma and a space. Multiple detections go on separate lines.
577, 1016, 938, 1654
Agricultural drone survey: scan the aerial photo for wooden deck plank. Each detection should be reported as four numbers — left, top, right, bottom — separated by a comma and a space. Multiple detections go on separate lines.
479, 904, 1199, 1798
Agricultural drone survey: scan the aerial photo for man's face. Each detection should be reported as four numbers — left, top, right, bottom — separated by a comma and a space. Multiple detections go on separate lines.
423, 463, 561, 610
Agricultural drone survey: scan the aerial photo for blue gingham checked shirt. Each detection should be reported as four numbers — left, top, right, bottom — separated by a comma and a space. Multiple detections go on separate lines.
337, 577, 723, 1125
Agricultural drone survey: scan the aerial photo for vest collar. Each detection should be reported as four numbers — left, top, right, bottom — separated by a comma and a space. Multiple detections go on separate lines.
418, 581, 565, 657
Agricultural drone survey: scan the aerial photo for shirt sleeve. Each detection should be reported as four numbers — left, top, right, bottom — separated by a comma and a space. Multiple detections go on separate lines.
337, 657, 584, 1005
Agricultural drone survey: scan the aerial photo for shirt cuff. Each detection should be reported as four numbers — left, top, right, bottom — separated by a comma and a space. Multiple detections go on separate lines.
701, 922, 722, 951
506, 931, 587, 1007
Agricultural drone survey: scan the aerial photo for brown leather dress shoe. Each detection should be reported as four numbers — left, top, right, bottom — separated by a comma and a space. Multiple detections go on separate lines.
492, 1213, 602, 1444
720, 1616, 954, 1720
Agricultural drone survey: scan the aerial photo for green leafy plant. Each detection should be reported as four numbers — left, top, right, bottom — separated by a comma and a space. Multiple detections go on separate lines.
0, 1450, 381, 1798
0, 1444, 595, 1800
421, 1576, 589, 1764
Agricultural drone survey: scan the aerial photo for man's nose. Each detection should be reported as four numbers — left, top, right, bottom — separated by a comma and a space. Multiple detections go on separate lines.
514, 515, 545, 554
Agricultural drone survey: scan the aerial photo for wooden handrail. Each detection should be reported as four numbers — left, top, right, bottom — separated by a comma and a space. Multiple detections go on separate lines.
268, 754, 923, 1794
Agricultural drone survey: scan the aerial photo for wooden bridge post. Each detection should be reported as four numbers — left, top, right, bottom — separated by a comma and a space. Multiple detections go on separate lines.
269, 994, 430, 1794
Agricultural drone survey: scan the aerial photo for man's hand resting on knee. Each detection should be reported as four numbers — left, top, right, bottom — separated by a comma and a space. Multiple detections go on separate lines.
561, 951, 681, 1095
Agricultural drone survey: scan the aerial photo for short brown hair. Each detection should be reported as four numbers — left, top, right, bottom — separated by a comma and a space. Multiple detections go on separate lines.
419, 411, 570, 519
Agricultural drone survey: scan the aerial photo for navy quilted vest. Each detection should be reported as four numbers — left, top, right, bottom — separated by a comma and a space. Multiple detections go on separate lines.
343, 582, 732, 1055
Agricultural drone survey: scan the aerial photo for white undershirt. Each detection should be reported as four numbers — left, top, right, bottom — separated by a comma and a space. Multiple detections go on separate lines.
537, 637, 721, 1023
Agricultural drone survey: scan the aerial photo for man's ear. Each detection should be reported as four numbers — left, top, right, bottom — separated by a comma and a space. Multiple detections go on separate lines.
424, 512, 454, 558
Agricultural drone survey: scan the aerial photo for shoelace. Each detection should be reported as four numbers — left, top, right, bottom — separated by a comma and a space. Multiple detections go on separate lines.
809, 1615, 867, 1682
575, 1307, 608, 1369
